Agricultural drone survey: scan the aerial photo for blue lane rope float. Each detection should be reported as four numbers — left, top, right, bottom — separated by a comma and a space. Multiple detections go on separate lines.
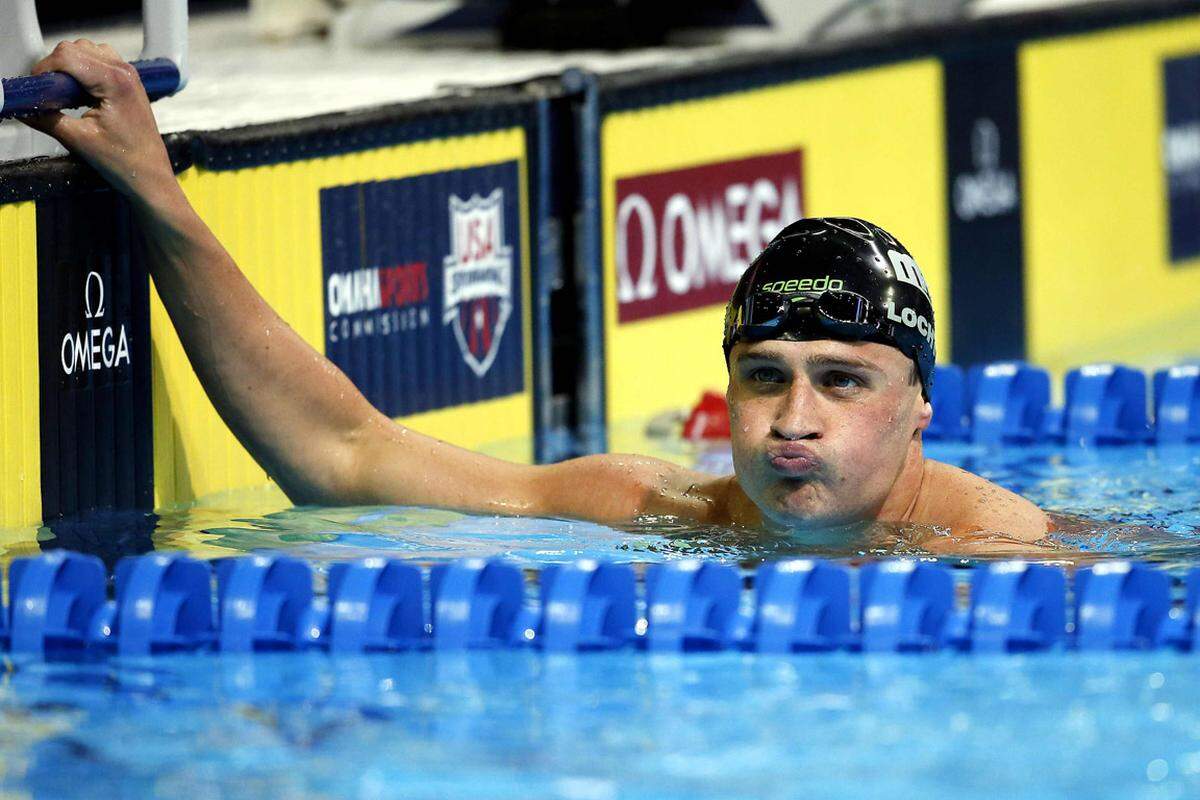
1063, 365, 1152, 445
967, 362, 1050, 446
751, 560, 851, 653
964, 562, 1065, 653
431, 559, 526, 650
324, 559, 426, 652
1154, 365, 1200, 445
859, 561, 954, 653
539, 561, 636, 652
1075, 562, 1173, 651
216, 555, 313, 653
107, 553, 214, 655
7, 552, 1200, 660
924, 360, 1196, 444
927, 364, 968, 441
9, 551, 107, 657
644, 561, 741, 652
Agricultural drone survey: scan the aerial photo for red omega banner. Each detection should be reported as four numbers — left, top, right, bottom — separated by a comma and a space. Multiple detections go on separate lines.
614, 150, 803, 323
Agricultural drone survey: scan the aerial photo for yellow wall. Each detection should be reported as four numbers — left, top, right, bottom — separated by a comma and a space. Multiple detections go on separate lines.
153, 129, 534, 507
601, 60, 948, 443
1021, 15, 1200, 378
0, 202, 41, 528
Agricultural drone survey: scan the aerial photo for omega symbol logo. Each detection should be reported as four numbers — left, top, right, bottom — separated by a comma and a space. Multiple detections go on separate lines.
971, 118, 1001, 172
954, 117, 1019, 222
60, 269, 131, 376
83, 270, 105, 320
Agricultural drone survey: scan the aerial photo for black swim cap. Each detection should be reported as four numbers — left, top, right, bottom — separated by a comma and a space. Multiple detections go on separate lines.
722, 217, 936, 398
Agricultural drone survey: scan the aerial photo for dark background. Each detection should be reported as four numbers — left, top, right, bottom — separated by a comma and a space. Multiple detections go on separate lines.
35, 0, 761, 48
36, 0, 247, 30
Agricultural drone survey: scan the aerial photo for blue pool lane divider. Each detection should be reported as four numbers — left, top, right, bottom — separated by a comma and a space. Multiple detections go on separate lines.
965, 562, 1065, 652
644, 561, 741, 652
926, 365, 968, 440
540, 560, 636, 652
217, 556, 313, 652
9, 551, 107, 656
1154, 365, 1200, 445
9, 551, 1200, 659
751, 560, 851, 652
925, 360, 1199, 444
431, 559, 527, 650
965, 362, 1050, 445
1062, 365, 1151, 445
859, 561, 955, 652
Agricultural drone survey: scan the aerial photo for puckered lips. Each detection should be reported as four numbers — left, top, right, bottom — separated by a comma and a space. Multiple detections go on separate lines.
766, 442, 822, 478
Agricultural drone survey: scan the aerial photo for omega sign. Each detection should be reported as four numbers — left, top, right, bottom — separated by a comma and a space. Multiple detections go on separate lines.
60, 269, 131, 375
952, 118, 1018, 222
615, 150, 803, 323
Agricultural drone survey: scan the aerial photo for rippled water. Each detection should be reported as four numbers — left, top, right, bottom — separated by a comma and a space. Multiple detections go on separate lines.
4, 650, 1200, 799
2, 440, 1200, 798
5, 441, 1200, 573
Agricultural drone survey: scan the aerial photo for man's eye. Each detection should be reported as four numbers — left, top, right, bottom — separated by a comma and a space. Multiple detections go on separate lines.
825, 372, 863, 390
749, 367, 785, 384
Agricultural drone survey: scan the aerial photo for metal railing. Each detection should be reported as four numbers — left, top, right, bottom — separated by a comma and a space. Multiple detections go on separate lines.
0, 0, 187, 162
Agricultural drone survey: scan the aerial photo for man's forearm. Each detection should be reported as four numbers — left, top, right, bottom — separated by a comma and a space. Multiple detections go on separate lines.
133, 179, 377, 503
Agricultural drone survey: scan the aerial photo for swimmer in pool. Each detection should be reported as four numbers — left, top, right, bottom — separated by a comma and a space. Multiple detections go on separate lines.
25, 41, 1051, 554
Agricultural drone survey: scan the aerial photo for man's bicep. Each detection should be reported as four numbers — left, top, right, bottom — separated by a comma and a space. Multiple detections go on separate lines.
530, 454, 716, 525
346, 423, 718, 526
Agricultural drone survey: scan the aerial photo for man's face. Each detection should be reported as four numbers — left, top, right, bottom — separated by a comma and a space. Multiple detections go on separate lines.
727, 338, 932, 530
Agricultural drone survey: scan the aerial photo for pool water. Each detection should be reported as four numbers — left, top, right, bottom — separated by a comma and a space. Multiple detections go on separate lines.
2, 440, 1200, 798
4, 650, 1200, 798
14, 441, 1198, 572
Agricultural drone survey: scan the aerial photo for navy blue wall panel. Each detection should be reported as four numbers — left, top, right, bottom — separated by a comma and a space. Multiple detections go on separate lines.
37, 192, 153, 519
944, 44, 1027, 366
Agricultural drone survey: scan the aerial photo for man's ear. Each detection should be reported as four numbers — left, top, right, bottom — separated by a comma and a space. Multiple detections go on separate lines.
914, 396, 933, 435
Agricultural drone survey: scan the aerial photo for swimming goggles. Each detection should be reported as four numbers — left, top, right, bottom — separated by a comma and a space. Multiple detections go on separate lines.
732, 288, 882, 344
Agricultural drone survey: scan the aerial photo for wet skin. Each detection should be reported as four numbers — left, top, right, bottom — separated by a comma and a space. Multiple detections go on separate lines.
726, 338, 931, 531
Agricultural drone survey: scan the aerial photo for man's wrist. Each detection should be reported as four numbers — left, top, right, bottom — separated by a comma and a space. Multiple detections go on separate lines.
127, 168, 188, 214
127, 172, 208, 248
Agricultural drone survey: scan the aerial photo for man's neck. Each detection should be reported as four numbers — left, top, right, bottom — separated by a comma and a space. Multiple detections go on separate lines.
874, 436, 928, 524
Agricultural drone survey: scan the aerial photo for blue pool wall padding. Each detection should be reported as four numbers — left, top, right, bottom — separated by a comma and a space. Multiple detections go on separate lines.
927, 360, 1200, 445
5, 552, 1200, 659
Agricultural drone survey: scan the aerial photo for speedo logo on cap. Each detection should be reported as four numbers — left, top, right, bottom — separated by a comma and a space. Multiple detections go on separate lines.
760, 276, 844, 294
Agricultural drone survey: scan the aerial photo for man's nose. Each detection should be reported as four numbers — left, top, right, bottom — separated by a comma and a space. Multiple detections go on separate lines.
771, 381, 821, 440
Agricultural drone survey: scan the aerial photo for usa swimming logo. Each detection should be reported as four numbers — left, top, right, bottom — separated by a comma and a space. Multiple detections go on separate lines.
319, 162, 524, 418
443, 189, 513, 377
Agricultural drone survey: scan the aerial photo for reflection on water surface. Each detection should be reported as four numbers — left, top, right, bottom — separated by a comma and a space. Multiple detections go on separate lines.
3, 442, 1199, 572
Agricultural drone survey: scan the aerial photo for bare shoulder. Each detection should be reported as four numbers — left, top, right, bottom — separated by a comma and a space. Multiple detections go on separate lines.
917, 460, 1049, 542
533, 453, 740, 525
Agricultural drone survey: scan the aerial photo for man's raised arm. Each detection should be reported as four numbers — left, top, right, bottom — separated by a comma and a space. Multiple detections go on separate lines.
23, 40, 725, 524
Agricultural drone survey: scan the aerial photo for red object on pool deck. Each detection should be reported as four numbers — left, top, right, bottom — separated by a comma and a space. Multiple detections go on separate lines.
683, 391, 731, 440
